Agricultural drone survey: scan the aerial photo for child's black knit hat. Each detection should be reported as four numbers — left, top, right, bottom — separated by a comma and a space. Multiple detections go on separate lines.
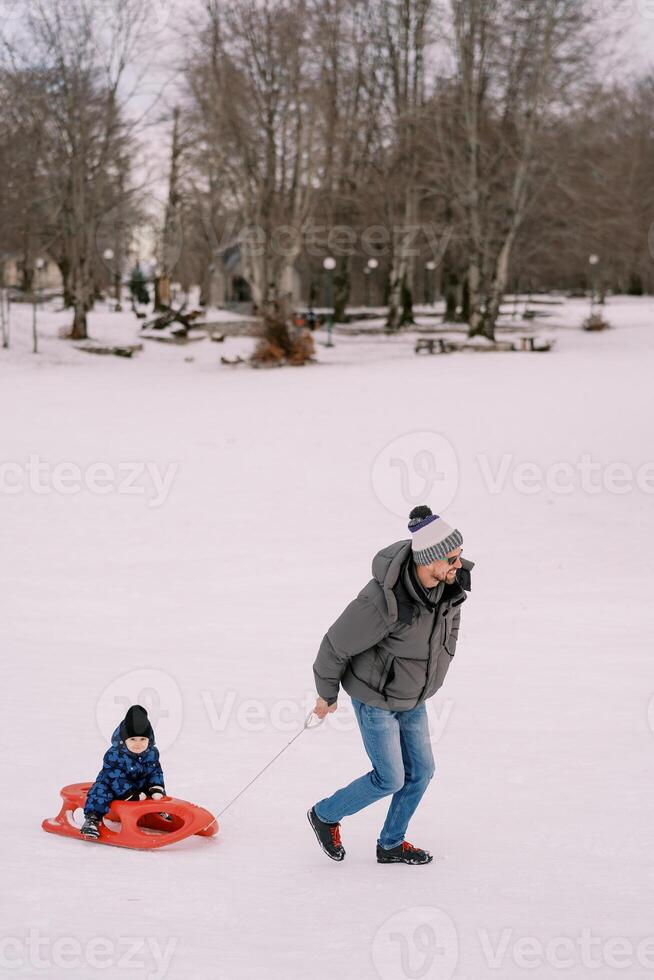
120, 704, 154, 742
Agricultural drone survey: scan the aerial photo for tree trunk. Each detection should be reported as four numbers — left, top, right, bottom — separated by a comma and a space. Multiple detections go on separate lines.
386, 253, 404, 331
386, 184, 415, 331
242, 241, 265, 312
21, 263, 34, 295
70, 297, 87, 339
159, 107, 182, 311
481, 141, 533, 337
333, 256, 350, 322
154, 276, 171, 310
443, 268, 458, 322
466, 258, 489, 337
57, 256, 73, 307
461, 275, 470, 324
0, 290, 9, 348
69, 235, 90, 339
400, 273, 414, 325
484, 237, 512, 335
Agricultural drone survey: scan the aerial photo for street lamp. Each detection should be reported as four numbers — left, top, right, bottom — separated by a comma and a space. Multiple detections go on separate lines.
103, 248, 120, 312
33, 257, 45, 354
588, 254, 599, 314
366, 258, 378, 309
425, 260, 436, 306
323, 256, 336, 347
110, 250, 123, 311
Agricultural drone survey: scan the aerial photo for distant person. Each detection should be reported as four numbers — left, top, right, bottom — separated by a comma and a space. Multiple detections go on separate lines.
308, 506, 473, 865
128, 263, 150, 308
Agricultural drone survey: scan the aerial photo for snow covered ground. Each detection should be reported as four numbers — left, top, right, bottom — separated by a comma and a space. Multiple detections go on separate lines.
1, 295, 653, 980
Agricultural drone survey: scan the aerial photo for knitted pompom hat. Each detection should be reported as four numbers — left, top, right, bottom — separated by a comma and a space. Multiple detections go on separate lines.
407, 505, 463, 564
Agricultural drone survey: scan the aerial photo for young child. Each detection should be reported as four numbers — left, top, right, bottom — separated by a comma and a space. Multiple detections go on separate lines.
81, 704, 165, 839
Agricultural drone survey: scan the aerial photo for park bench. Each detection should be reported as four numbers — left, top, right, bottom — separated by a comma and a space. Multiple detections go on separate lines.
415, 336, 451, 354
515, 333, 556, 352
142, 330, 205, 345
75, 342, 142, 358
522, 309, 554, 320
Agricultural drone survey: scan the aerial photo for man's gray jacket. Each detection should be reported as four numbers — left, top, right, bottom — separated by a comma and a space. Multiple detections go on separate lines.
313, 539, 473, 711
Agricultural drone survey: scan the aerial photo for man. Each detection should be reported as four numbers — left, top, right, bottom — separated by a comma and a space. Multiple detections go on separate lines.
308, 505, 473, 865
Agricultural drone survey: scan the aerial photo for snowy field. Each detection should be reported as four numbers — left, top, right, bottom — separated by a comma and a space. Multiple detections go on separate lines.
1, 295, 653, 980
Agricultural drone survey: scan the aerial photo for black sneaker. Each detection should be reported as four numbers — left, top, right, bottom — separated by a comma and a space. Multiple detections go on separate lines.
80, 814, 101, 839
307, 807, 345, 861
377, 841, 432, 865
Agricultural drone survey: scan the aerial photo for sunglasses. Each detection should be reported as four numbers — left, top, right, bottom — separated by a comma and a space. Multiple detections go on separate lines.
439, 550, 463, 566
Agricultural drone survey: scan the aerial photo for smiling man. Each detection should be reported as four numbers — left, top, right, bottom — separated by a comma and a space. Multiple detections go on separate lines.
308, 505, 473, 865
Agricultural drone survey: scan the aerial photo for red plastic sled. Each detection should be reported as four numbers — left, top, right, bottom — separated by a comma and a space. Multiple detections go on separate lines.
42, 782, 219, 850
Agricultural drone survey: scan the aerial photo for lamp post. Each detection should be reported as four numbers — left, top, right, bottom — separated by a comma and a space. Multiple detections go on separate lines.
425, 259, 436, 306
323, 256, 336, 347
588, 254, 599, 315
152, 261, 162, 310
32, 258, 45, 354
366, 258, 378, 309
103, 248, 116, 311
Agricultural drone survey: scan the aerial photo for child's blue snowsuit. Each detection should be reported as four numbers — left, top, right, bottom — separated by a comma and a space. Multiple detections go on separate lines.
84, 726, 165, 817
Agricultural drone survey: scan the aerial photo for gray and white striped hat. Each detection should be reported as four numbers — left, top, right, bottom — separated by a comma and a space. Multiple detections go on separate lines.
407, 505, 463, 564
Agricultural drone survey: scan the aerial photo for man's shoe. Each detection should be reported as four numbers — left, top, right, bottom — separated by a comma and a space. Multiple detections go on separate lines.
307, 807, 345, 861
80, 814, 101, 839
377, 841, 433, 864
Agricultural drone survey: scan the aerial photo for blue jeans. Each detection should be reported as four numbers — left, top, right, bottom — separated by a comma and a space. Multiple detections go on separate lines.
314, 698, 435, 850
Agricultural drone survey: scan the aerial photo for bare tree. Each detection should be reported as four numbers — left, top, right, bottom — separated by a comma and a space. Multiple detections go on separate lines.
448, 0, 595, 338
380, 0, 432, 331
311, 0, 387, 320
0, 66, 58, 293
186, 0, 318, 312
1, 0, 149, 338
153, 106, 184, 310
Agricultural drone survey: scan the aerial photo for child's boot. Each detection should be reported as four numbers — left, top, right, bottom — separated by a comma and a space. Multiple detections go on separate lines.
81, 814, 101, 839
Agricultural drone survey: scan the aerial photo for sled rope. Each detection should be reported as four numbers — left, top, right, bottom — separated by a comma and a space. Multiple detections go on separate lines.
216, 711, 323, 818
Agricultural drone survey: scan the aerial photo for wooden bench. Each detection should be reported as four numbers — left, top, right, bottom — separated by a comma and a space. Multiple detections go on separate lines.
516, 334, 556, 352
523, 309, 554, 320
75, 342, 143, 358
415, 337, 450, 354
